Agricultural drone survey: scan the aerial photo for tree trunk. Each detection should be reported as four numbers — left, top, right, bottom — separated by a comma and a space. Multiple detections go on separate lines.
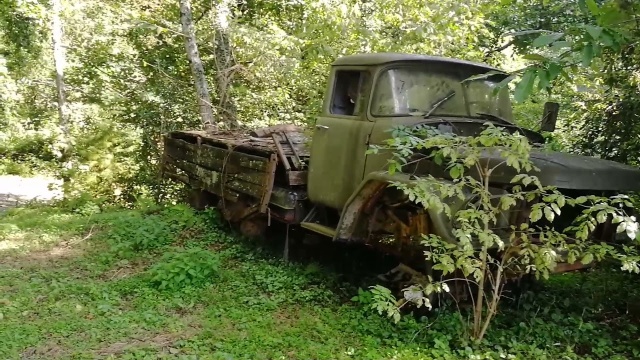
179, 0, 215, 130
51, 0, 70, 188
212, 0, 237, 128
52, 0, 65, 128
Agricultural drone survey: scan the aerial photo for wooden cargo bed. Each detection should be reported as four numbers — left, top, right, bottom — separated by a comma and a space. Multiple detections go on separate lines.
161, 126, 309, 214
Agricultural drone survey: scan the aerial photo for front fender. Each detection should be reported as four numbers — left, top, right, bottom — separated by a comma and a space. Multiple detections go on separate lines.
334, 171, 463, 243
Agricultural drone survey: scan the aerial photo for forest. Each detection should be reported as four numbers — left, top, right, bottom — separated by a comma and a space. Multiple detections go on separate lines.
1, 0, 640, 359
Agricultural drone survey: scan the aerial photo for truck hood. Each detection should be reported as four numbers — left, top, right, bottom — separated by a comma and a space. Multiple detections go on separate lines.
484, 150, 640, 191
410, 118, 640, 191
413, 149, 640, 191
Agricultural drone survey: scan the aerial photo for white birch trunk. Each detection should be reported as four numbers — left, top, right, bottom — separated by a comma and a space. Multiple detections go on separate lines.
52, 0, 66, 140
179, 0, 215, 129
51, 0, 70, 186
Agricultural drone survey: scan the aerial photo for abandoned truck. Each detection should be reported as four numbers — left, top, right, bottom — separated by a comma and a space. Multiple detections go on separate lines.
161, 53, 640, 277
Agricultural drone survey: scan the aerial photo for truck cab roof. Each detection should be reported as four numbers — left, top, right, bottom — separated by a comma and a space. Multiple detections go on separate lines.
331, 53, 505, 74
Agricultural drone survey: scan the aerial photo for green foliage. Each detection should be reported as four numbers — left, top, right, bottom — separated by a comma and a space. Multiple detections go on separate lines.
0, 131, 56, 174
148, 247, 221, 291
0, 0, 499, 199
368, 285, 402, 323
2, 203, 640, 358
106, 204, 205, 254
373, 123, 639, 341
487, 0, 640, 167
350, 287, 374, 306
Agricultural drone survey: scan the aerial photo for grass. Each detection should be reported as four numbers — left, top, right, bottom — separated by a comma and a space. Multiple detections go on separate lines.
1, 202, 640, 359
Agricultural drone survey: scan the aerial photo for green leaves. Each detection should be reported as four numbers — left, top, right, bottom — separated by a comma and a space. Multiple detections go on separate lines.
522, 53, 548, 61
584, 0, 600, 15
532, 32, 564, 47
507, 1, 630, 103
544, 206, 555, 222
448, 163, 464, 179
499, 196, 516, 211
380, 119, 640, 344
581, 252, 594, 265
369, 285, 401, 323
581, 43, 594, 67
514, 69, 536, 103
149, 247, 221, 291
530, 206, 543, 223
584, 25, 602, 40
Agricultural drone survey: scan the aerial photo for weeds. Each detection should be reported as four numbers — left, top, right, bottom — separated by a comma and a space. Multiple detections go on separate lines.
1, 202, 640, 359
148, 247, 221, 291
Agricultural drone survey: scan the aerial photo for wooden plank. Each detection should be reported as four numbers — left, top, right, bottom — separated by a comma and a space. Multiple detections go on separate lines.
169, 131, 276, 156
260, 154, 278, 212
165, 145, 267, 186
162, 157, 241, 202
166, 155, 270, 202
272, 133, 291, 171
168, 156, 267, 198
283, 132, 303, 169
226, 179, 269, 198
166, 136, 270, 170
168, 129, 311, 158
165, 137, 270, 171
250, 124, 305, 137
288, 171, 308, 186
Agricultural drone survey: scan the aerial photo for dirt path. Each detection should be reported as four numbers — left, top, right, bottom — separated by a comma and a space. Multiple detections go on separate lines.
0, 175, 62, 211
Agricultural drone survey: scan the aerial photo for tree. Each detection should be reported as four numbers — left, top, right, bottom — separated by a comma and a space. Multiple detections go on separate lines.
486, 0, 640, 166
51, 0, 71, 187
212, 0, 238, 128
179, 0, 215, 130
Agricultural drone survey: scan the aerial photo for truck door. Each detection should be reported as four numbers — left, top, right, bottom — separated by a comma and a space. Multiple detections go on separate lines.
307, 69, 373, 210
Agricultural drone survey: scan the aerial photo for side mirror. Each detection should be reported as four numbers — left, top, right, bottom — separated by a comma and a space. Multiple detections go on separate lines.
540, 101, 560, 132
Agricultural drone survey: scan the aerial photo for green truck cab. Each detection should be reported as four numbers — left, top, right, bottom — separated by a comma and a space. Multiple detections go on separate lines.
162, 53, 640, 274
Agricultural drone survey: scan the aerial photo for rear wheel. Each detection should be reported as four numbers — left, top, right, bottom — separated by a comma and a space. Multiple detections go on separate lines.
239, 215, 268, 239
187, 188, 218, 210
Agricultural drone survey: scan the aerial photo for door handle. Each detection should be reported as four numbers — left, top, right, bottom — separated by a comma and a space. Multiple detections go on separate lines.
315, 125, 329, 130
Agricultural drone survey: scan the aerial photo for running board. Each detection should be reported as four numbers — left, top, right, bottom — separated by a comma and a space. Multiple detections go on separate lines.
300, 222, 336, 238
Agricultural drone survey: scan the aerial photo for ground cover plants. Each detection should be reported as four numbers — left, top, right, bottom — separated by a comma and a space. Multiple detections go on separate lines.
1, 200, 639, 359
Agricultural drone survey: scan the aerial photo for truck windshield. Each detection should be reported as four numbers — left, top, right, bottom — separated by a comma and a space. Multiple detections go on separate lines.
371, 66, 514, 121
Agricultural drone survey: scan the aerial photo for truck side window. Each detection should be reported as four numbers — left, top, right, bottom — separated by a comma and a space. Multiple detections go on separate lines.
331, 70, 368, 116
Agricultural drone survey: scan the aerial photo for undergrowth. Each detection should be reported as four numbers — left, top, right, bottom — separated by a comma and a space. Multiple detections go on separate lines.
1, 201, 639, 359
148, 247, 221, 291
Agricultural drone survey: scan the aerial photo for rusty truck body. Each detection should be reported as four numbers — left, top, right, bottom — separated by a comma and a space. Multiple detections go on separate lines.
161, 53, 640, 276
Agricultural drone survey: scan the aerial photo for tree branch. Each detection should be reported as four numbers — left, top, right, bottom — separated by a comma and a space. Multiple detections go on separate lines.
484, 39, 516, 60
194, 3, 213, 24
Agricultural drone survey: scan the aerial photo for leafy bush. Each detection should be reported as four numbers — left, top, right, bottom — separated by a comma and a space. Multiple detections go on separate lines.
0, 122, 58, 176
370, 123, 640, 341
107, 213, 175, 253
148, 247, 221, 291
103, 203, 216, 255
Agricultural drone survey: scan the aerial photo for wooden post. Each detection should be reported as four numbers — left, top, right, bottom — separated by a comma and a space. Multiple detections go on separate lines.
284, 224, 290, 262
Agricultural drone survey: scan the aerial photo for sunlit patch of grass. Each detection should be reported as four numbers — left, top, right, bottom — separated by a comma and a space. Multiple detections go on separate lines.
0, 204, 108, 257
